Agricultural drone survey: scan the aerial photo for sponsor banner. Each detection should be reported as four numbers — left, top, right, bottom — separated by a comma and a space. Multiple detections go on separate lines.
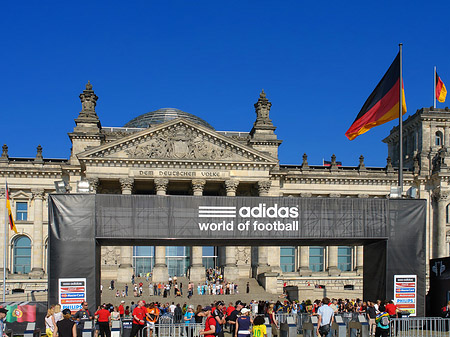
394, 275, 416, 316
59, 278, 86, 313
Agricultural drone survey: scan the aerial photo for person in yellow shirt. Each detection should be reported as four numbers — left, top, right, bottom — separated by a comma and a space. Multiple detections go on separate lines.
252, 316, 266, 337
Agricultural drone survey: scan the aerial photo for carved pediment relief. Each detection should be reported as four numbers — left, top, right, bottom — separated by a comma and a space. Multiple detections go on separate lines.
79, 119, 275, 163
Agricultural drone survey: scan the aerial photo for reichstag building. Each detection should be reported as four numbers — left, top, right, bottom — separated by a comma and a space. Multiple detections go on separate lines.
1, 82, 448, 299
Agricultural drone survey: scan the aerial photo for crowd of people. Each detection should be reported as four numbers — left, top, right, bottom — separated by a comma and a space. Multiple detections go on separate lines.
34, 296, 402, 337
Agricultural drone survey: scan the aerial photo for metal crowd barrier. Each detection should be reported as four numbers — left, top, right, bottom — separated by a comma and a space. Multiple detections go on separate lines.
391, 317, 450, 337
141, 323, 204, 337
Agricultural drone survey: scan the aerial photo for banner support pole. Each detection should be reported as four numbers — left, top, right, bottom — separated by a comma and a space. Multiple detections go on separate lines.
399, 43, 403, 196
434, 66, 437, 109
3, 180, 7, 302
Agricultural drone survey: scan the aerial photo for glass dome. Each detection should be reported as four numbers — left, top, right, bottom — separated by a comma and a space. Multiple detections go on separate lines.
124, 108, 214, 130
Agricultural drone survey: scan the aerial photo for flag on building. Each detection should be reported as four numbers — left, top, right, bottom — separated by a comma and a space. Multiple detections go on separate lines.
6, 182, 18, 234
345, 53, 407, 140
436, 71, 447, 103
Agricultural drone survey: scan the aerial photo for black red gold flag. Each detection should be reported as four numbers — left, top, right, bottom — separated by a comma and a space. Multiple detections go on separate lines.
436, 71, 447, 103
6, 182, 18, 234
345, 53, 406, 140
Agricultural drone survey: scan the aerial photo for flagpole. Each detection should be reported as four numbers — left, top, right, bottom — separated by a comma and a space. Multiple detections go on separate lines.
399, 43, 403, 196
3, 180, 7, 302
434, 66, 437, 109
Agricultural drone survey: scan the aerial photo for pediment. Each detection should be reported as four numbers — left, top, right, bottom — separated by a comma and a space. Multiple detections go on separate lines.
77, 119, 277, 164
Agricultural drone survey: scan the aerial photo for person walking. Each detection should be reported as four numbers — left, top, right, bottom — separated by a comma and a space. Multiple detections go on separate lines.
317, 297, 334, 337
74, 302, 93, 337
375, 304, 390, 337
267, 304, 278, 337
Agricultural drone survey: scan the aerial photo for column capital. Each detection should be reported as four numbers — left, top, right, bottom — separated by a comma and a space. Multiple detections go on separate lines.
31, 188, 45, 200
225, 179, 239, 196
154, 178, 169, 195
119, 177, 134, 194
433, 188, 450, 203
192, 179, 206, 196
257, 180, 272, 196
87, 177, 100, 193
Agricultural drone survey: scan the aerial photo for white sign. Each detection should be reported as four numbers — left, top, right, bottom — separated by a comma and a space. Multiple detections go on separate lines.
58, 278, 87, 313
394, 274, 416, 316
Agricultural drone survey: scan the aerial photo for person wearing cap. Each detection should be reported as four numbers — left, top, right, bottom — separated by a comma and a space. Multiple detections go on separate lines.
200, 306, 215, 336
184, 305, 195, 336
54, 309, 77, 337
0, 307, 8, 337
227, 301, 244, 336
235, 308, 252, 337
212, 301, 225, 337
130, 300, 146, 337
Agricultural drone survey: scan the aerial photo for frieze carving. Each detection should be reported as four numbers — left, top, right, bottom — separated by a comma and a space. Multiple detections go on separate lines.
124, 126, 249, 161
236, 246, 251, 265
102, 246, 119, 265
433, 189, 450, 203
0, 188, 5, 199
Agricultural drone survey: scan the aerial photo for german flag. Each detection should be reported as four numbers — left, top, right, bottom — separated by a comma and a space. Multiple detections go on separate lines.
6, 182, 18, 234
436, 71, 447, 103
345, 53, 406, 140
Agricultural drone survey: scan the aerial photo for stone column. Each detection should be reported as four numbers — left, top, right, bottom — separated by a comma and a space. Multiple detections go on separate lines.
299, 246, 311, 276
257, 180, 271, 197
434, 190, 449, 258
117, 178, 134, 282
0, 188, 8, 274
224, 180, 239, 280
30, 189, 45, 277
355, 246, 364, 275
87, 177, 100, 193
327, 246, 340, 276
152, 178, 169, 282
155, 178, 169, 196
190, 179, 206, 282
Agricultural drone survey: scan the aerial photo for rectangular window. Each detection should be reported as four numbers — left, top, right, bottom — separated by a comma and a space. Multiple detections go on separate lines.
16, 202, 28, 221
338, 246, 352, 271
309, 246, 324, 272
280, 247, 295, 272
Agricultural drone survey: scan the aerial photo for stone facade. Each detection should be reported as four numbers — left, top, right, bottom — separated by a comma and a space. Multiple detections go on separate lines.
1, 82, 449, 299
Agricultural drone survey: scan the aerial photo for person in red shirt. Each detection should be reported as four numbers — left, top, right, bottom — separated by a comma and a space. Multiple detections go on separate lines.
130, 300, 146, 337
118, 301, 125, 319
95, 305, 111, 337
385, 300, 398, 318
200, 306, 215, 336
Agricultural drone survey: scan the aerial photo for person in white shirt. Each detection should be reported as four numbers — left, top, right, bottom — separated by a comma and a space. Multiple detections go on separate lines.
317, 297, 334, 337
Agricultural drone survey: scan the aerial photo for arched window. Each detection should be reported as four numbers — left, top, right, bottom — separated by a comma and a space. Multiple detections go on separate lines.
280, 246, 296, 272
309, 246, 324, 272
338, 246, 352, 271
13, 236, 31, 274
436, 131, 443, 146
132, 246, 154, 277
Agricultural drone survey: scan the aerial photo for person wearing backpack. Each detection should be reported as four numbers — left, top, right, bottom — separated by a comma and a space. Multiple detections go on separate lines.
200, 306, 216, 336
375, 303, 390, 337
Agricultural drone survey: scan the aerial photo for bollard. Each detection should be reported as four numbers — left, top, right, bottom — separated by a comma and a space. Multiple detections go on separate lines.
332, 315, 346, 337
111, 320, 121, 337
264, 317, 273, 337
82, 321, 93, 337
287, 316, 297, 337
122, 319, 133, 337
358, 315, 369, 337
23, 322, 40, 337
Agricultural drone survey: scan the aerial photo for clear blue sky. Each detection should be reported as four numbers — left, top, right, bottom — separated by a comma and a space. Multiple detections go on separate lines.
1, 0, 449, 166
